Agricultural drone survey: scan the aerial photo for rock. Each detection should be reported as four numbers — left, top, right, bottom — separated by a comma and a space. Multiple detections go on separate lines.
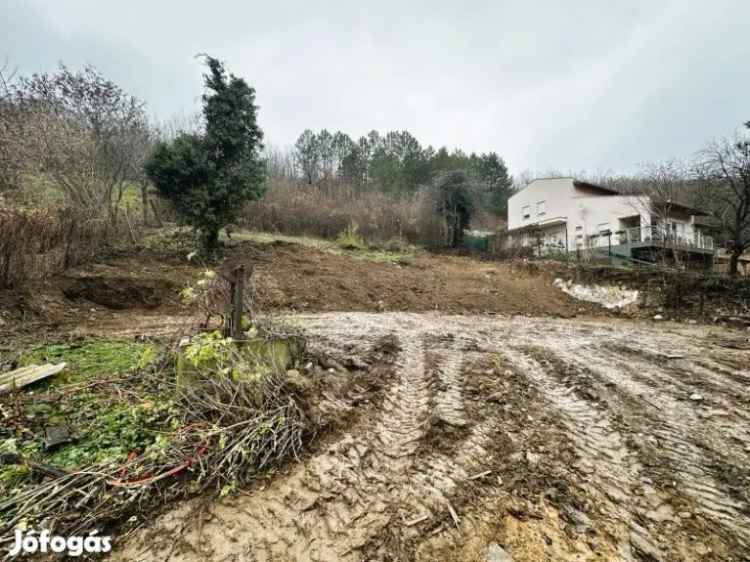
44, 425, 72, 449
321, 358, 345, 372
678, 511, 693, 519
484, 543, 513, 562
689, 393, 703, 401
653, 314, 664, 321
525, 451, 541, 465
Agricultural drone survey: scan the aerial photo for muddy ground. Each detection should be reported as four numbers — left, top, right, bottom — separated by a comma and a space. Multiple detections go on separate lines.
2, 239, 749, 561
111, 313, 750, 562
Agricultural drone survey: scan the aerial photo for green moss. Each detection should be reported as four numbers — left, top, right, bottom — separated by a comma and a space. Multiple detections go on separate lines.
175, 330, 302, 389
20, 338, 154, 385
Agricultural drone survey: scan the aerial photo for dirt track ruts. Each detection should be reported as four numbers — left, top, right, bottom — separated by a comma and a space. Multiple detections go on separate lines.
116, 313, 750, 562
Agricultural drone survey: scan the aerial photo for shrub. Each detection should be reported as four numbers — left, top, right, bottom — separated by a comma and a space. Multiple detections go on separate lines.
0, 204, 138, 288
240, 179, 456, 247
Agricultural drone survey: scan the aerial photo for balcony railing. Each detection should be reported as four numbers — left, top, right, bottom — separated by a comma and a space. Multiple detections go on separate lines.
614, 226, 714, 251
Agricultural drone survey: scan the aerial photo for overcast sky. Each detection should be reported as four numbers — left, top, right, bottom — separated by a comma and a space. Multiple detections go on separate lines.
3, 0, 748, 175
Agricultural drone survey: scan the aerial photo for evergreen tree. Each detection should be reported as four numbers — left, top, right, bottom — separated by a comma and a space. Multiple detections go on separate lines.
433, 170, 474, 247
473, 152, 513, 216
145, 56, 265, 255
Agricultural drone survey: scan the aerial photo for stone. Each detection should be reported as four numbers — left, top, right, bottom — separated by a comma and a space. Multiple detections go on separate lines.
44, 425, 72, 449
653, 314, 664, 321
484, 543, 513, 562
525, 451, 541, 465
689, 393, 703, 401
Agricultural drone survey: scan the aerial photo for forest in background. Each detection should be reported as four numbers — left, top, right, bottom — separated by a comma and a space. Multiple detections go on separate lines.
1, 59, 748, 281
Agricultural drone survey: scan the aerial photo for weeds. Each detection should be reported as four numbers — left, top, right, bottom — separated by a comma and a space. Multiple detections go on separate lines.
336, 223, 366, 250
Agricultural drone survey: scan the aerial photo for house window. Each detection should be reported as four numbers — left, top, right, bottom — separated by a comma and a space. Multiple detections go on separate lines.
537, 201, 546, 216
597, 223, 611, 234
522, 205, 531, 220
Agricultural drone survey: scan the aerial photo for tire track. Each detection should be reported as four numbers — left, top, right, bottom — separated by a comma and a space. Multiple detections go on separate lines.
503, 347, 663, 561
548, 345, 750, 552
114, 313, 750, 562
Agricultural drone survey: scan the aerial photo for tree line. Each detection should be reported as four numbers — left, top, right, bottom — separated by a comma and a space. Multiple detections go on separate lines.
287, 128, 514, 216
1, 57, 747, 270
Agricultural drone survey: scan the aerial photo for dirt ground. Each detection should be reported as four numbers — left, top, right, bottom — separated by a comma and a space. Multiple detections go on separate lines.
112, 313, 750, 562
0, 240, 599, 341
2, 240, 749, 561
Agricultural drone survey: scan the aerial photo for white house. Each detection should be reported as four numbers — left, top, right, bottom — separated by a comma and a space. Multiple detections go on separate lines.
506, 178, 714, 266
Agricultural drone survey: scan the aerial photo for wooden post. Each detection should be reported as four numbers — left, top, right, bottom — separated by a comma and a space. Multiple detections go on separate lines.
231, 265, 245, 340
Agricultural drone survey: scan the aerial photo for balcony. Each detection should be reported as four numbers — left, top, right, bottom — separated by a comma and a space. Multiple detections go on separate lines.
614, 225, 714, 252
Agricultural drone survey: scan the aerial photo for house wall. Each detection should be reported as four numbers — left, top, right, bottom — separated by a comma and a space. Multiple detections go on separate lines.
570, 195, 647, 249
507, 178, 575, 233
507, 179, 708, 252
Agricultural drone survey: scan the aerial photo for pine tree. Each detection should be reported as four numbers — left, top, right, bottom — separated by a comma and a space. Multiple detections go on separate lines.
145, 56, 265, 255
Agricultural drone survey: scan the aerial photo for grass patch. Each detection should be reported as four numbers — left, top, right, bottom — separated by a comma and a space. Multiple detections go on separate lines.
47, 397, 178, 468
336, 223, 367, 251
19, 338, 154, 385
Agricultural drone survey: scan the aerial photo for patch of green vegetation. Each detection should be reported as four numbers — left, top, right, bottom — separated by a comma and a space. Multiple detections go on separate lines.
47, 398, 178, 468
20, 338, 154, 385
336, 223, 367, 251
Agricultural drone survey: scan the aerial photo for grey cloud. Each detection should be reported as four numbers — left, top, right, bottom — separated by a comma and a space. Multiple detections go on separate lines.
4, 0, 749, 175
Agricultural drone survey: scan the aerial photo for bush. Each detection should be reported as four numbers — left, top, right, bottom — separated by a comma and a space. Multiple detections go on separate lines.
240, 179, 456, 247
0, 204, 138, 288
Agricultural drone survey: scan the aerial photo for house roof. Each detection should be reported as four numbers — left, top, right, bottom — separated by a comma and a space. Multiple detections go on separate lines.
572, 180, 619, 195
652, 200, 709, 217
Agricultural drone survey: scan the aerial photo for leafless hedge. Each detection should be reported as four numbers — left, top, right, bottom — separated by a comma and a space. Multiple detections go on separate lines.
0, 205, 136, 288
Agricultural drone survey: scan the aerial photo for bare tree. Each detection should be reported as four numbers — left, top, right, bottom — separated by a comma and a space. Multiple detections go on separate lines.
696, 127, 750, 275
264, 143, 296, 180
0, 60, 33, 193
5, 64, 147, 221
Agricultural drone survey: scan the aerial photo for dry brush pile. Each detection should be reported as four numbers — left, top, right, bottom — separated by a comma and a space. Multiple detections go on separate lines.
0, 272, 310, 551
